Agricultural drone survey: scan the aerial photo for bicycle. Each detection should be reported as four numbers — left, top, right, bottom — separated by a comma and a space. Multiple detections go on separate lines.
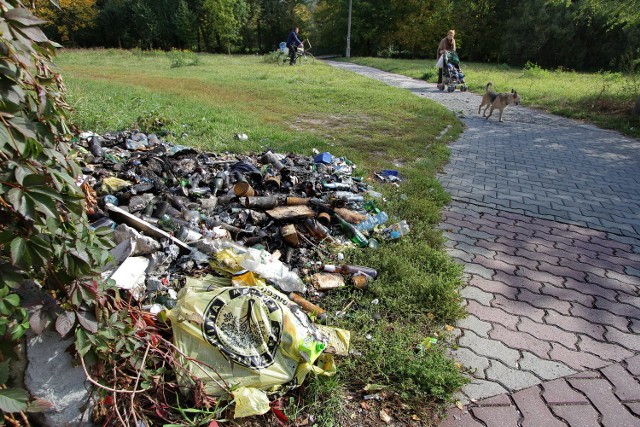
277, 39, 315, 66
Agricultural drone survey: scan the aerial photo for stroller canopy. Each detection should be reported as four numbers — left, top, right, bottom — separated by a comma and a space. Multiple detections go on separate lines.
445, 51, 460, 66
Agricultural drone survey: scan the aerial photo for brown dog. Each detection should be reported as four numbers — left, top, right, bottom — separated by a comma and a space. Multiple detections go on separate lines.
478, 82, 521, 122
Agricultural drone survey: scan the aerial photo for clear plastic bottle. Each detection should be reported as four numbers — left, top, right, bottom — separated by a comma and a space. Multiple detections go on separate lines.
384, 220, 410, 239
355, 211, 388, 231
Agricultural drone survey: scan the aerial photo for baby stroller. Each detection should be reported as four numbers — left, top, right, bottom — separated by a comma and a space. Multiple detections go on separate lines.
437, 51, 468, 92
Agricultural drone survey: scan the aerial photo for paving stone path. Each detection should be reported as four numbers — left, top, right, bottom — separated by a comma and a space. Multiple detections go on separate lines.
325, 61, 640, 426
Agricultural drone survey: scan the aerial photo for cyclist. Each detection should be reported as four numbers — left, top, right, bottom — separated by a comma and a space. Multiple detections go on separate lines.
286, 27, 303, 65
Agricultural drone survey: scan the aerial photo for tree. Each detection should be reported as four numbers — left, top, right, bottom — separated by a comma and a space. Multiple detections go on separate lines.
32, 0, 97, 46
550, 0, 640, 28
202, 0, 249, 53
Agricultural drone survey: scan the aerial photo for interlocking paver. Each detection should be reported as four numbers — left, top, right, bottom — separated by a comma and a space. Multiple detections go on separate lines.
517, 318, 578, 348
492, 294, 545, 322
470, 276, 519, 299
517, 288, 572, 313
439, 407, 484, 427
551, 404, 601, 427
458, 331, 520, 367
570, 303, 630, 330
516, 266, 563, 286
519, 351, 576, 380
579, 335, 635, 362
463, 379, 509, 402
585, 272, 638, 296
488, 324, 551, 358
539, 283, 595, 307
544, 310, 605, 340
601, 363, 640, 401
486, 360, 540, 390
471, 405, 521, 427
548, 343, 609, 370
512, 386, 567, 427
457, 314, 493, 338
466, 300, 520, 330
461, 286, 495, 306
536, 261, 587, 282
451, 347, 491, 375
563, 277, 618, 301
626, 355, 640, 375
542, 378, 589, 404
568, 378, 640, 427
493, 271, 543, 293
594, 297, 640, 320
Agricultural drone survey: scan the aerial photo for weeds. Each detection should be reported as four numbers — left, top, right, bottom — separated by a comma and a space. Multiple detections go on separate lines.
167, 49, 201, 68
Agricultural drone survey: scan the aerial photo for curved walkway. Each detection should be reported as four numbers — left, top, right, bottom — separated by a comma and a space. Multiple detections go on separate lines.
325, 61, 640, 427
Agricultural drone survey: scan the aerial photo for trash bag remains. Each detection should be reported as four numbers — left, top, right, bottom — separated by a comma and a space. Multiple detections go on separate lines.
168, 281, 349, 418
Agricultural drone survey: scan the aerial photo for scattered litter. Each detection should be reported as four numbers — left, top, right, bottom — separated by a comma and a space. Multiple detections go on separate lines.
72, 130, 414, 416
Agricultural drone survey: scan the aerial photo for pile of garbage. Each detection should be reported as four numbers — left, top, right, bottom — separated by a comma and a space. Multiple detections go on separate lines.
75, 130, 409, 417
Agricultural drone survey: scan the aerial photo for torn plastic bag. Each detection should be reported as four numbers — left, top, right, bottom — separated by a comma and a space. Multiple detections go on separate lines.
207, 239, 306, 293
168, 284, 349, 417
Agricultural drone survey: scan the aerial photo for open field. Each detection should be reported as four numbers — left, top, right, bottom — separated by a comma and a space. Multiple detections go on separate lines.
57, 49, 468, 426
338, 57, 640, 139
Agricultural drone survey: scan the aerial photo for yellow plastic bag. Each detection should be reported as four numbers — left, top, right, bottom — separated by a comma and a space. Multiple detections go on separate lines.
168, 284, 349, 417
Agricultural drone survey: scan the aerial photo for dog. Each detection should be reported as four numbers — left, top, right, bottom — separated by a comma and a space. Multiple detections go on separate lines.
478, 82, 521, 122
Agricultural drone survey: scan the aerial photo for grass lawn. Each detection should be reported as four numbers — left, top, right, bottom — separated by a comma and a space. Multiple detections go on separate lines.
338, 57, 640, 139
57, 49, 468, 426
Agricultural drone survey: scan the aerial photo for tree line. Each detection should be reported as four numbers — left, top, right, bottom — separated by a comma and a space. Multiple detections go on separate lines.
33, 0, 639, 71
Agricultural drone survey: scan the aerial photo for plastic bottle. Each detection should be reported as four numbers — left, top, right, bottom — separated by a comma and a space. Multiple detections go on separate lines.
355, 211, 389, 232
384, 220, 410, 240
323, 264, 378, 278
322, 181, 352, 190
334, 213, 368, 247
333, 191, 364, 204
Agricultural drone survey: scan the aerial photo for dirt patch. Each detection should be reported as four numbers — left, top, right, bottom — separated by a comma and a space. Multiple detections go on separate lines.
289, 114, 375, 139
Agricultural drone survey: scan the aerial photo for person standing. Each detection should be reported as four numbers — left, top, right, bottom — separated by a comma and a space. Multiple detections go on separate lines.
437, 30, 456, 85
286, 27, 303, 65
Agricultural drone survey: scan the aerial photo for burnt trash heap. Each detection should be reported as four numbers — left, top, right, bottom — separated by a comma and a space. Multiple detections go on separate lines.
78, 130, 408, 301
74, 130, 409, 417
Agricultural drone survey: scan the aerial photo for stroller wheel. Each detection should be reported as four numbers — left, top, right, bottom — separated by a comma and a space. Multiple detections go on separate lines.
460, 85, 468, 92
437, 83, 444, 91
447, 85, 455, 93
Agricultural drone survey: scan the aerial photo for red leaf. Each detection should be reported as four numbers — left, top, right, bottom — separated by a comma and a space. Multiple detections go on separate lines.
271, 407, 288, 425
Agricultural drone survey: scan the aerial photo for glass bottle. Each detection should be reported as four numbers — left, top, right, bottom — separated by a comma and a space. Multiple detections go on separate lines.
334, 213, 368, 247
322, 264, 378, 278
157, 214, 176, 232
304, 218, 335, 242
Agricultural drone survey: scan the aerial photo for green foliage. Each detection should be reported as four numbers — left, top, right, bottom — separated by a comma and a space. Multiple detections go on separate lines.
166, 49, 201, 68
522, 61, 551, 78
0, 0, 113, 419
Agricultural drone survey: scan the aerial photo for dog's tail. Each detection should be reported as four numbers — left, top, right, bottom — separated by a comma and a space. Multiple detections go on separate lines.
485, 82, 493, 92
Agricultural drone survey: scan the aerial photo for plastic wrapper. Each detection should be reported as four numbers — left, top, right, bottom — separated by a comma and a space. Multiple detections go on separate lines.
168, 283, 350, 417
208, 239, 306, 293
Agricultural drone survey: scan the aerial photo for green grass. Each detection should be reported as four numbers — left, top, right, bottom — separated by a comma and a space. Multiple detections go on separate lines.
338, 57, 640, 138
57, 49, 468, 425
